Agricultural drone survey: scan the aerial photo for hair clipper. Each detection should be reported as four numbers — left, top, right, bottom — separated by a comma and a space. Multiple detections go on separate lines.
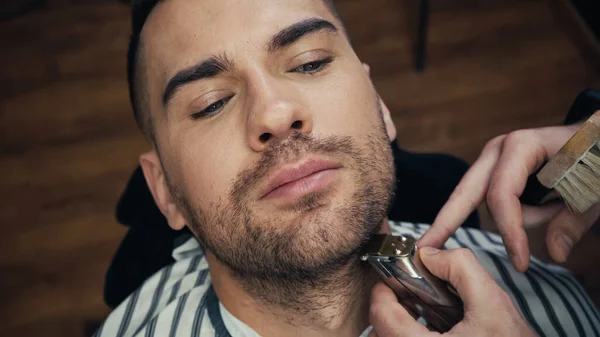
361, 234, 464, 332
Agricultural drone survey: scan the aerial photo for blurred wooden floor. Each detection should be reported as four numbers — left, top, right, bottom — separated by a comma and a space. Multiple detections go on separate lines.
1, 0, 599, 336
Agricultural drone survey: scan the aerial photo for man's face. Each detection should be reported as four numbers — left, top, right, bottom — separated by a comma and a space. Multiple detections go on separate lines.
140, 0, 395, 283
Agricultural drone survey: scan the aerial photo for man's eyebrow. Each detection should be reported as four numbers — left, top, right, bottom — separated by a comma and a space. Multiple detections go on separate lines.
162, 55, 235, 107
161, 19, 336, 107
267, 18, 338, 53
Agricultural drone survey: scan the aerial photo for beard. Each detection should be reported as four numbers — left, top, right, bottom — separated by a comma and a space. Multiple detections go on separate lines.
170, 102, 396, 312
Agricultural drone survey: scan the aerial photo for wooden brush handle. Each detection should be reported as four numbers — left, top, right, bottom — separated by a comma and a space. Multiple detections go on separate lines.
537, 110, 600, 188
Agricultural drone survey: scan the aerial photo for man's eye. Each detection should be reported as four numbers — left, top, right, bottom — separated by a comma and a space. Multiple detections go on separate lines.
293, 57, 334, 74
191, 96, 232, 120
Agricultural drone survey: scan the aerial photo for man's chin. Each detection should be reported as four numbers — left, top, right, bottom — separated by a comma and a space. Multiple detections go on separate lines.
289, 211, 377, 260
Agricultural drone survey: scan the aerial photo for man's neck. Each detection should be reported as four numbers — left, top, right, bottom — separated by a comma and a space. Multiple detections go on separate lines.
210, 255, 378, 337
208, 220, 391, 337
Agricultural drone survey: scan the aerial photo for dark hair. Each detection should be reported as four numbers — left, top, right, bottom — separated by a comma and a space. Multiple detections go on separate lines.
126, 0, 341, 142
126, 0, 158, 141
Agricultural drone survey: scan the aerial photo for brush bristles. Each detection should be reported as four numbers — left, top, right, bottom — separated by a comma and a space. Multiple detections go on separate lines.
554, 142, 600, 214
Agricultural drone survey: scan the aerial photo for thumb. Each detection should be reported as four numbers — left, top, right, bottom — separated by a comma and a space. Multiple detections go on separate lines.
546, 203, 600, 263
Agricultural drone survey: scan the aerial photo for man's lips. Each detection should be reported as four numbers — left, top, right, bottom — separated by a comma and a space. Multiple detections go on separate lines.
260, 158, 342, 200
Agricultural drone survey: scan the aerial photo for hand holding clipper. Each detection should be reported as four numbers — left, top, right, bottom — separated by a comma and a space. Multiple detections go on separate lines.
362, 234, 464, 332
367, 243, 539, 337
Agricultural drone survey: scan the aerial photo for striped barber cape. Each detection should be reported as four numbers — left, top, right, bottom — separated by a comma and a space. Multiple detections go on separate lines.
93, 221, 600, 337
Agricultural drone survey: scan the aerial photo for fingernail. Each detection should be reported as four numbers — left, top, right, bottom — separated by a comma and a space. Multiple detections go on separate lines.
421, 247, 440, 256
557, 234, 573, 258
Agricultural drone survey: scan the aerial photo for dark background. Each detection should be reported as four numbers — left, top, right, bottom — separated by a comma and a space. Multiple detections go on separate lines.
1, 0, 599, 336
572, 0, 600, 38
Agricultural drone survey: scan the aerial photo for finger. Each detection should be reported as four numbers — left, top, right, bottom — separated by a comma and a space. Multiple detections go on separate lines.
540, 190, 560, 204
521, 202, 565, 229
418, 136, 505, 248
478, 202, 565, 233
419, 247, 500, 310
486, 130, 550, 272
370, 281, 420, 319
370, 283, 433, 337
546, 203, 600, 263
486, 127, 580, 271
371, 282, 420, 321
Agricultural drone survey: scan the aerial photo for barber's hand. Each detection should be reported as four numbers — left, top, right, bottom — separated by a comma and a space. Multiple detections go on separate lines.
417, 124, 600, 272
368, 247, 538, 337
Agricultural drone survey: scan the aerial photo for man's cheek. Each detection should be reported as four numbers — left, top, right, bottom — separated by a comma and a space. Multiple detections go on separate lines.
178, 159, 219, 200
313, 106, 371, 138
327, 84, 374, 118
197, 166, 231, 198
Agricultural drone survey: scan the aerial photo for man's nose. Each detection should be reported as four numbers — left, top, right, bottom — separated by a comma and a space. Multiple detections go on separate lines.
246, 81, 313, 152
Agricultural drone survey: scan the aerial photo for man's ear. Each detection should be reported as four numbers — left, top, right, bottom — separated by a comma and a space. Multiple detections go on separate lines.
139, 151, 187, 230
362, 63, 371, 76
362, 63, 397, 141
379, 96, 397, 142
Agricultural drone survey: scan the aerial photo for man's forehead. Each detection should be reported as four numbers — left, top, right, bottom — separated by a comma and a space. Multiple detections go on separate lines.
141, 0, 336, 65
